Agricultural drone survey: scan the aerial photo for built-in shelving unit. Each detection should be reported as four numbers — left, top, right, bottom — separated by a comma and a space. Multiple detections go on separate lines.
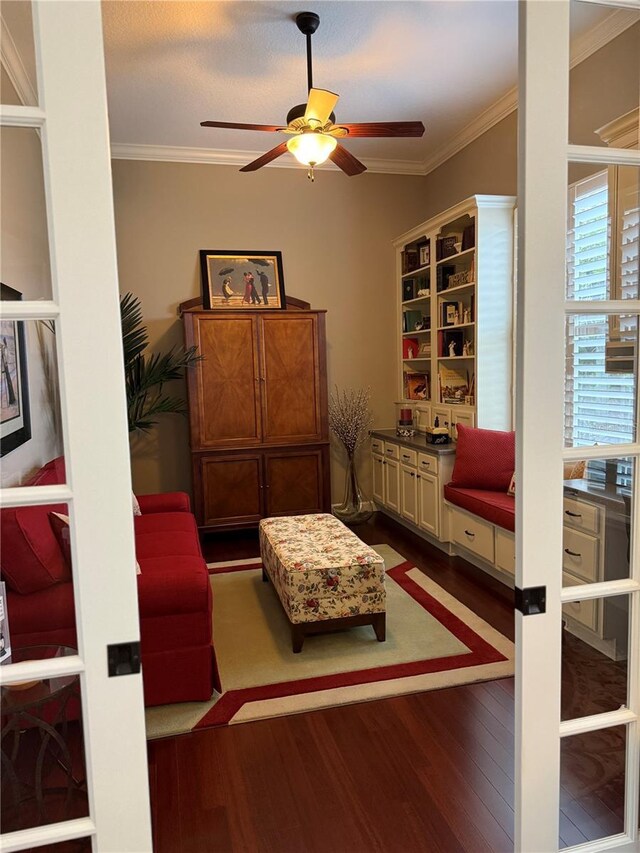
394, 194, 516, 438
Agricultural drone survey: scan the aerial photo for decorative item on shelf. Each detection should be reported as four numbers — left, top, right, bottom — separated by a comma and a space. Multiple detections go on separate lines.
440, 328, 464, 358
448, 269, 473, 289
396, 406, 416, 437
403, 337, 420, 359
436, 234, 462, 261
425, 425, 450, 445
418, 242, 430, 267
439, 364, 469, 404
463, 307, 472, 324
416, 288, 430, 298
465, 395, 475, 406
402, 279, 415, 302
329, 387, 374, 524
404, 372, 429, 401
448, 340, 457, 357
418, 341, 431, 356
199, 250, 286, 309
462, 340, 473, 357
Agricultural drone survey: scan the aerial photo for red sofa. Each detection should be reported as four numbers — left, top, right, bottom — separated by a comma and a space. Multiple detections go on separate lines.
1, 457, 219, 707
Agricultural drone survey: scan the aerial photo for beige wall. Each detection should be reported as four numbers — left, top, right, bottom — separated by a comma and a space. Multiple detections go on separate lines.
0, 70, 60, 486
112, 21, 639, 504
113, 161, 427, 500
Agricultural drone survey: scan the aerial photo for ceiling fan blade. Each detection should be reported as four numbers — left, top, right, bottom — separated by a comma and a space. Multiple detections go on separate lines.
201, 121, 283, 132
239, 141, 289, 172
334, 121, 425, 138
304, 88, 339, 127
329, 144, 367, 177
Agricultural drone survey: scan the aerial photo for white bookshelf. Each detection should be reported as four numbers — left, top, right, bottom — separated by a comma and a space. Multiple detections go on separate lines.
394, 194, 516, 437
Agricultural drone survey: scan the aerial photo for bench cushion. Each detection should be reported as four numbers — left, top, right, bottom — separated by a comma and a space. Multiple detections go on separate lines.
259, 514, 386, 624
444, 484, 515, 532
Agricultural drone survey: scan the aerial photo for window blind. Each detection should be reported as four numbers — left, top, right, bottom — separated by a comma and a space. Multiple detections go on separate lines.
565, 171, 637, 486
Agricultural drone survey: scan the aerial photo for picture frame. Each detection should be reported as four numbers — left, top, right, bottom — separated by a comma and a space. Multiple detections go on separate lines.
199, 250, 286, 310
402, 279, 415, 302
418, 243, 430, 267
1, 283, 31, 457
404, 372, 429, 401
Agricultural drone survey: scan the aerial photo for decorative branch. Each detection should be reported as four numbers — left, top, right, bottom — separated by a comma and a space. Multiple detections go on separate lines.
328, 386, 373, 458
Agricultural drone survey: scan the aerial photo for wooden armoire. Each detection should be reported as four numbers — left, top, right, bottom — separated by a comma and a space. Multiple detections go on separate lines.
182, 302, 331, 531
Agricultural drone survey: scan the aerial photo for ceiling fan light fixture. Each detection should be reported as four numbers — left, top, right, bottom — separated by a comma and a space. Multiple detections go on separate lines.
286, 131, 337, 167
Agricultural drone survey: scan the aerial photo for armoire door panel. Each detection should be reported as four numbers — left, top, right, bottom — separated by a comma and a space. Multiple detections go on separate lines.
260, 316, 322, 443
264, 450, 323, 516
199, 455, 262, 526
194, 316, 262, 447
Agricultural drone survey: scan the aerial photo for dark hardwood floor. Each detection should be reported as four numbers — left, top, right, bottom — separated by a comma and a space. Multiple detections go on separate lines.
146, 514, 626, 853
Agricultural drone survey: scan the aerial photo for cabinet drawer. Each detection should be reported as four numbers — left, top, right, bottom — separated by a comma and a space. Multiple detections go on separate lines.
384, 442, 400, 460
451, 508, 495, 563
495, 528, 515, 576
417, 453, 439, 475
371, 437, 384, 455
563, 573, 598, 632
563, 496, 599, 535
399, 448, 417, 467
562, 527, 599, 583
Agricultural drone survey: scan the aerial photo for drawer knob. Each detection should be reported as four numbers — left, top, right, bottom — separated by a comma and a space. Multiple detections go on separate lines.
464, 529, 475, 539
416, 475, 421, 480
564, 548, 581, 558
403, 455, 410, 460
565, 510, 582, 518
410, 472, 415, 478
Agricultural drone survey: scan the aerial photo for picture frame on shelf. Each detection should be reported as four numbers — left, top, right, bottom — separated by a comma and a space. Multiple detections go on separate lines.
418, 341, 431, 356
404, 372, 429, 401
199, 249, 286, 309
442, 301, 459, 326
418, 243, 430, 267
0, 283, 31, 458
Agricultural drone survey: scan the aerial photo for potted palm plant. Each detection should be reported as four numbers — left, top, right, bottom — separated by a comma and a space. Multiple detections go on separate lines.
120, 292, 201, 432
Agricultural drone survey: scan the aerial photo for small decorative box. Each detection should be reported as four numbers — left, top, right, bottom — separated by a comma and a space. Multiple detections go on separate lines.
425, 426, 450, 445
396, 427, 416, 438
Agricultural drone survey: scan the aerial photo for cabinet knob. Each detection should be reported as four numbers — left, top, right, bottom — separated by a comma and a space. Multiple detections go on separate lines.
564, 548, 581, 557
416, 475, 421, 479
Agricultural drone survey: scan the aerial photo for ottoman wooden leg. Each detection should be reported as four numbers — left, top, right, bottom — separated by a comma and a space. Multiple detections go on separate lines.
373, 613, 386, 642
291, 624, 305, 654
262, 566, 269, 583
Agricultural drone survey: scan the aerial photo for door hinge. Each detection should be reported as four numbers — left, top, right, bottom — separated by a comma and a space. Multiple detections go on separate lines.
515, 586, 546, 616
108, 641, 141, 677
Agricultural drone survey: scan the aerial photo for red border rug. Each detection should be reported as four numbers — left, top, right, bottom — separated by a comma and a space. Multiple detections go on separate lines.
145, 547, 514, 738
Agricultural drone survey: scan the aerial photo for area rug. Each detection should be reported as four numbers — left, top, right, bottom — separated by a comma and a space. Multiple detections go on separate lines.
145, 545, 514, 739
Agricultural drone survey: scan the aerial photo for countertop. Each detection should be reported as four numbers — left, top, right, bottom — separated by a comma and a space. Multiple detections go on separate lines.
370, 429, 457, 456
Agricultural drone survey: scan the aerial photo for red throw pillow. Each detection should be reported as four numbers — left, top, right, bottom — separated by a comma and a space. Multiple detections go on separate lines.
450, 424, 515, 492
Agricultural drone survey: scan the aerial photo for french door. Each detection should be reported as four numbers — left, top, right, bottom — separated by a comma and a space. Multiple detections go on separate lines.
0, 3, 151, 851
516, 1, 640, 851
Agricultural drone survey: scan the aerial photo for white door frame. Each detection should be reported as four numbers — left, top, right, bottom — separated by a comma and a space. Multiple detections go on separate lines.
516, 1, 640, 851
0, 3, 152, 851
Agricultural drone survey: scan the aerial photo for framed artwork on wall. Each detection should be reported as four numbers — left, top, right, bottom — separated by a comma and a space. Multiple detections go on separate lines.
199, 250, 286, 310
0, 283, 31, 457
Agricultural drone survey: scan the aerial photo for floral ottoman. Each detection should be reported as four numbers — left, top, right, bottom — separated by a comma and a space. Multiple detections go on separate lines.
258, 513, 386, 653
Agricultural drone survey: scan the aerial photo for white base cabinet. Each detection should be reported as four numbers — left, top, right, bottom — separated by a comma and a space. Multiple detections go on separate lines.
372, 437, 454, 544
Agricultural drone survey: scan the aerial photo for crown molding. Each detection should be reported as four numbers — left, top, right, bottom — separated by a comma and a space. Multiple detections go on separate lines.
109, 143, 426, 175
0, 13, 37, 107
596, 107, 639, 149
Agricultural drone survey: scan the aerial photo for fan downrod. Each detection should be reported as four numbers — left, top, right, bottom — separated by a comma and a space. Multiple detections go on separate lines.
295, 12, 320, 35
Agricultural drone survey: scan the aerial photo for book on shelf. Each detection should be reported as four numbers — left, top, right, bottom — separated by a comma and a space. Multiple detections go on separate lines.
401, 248, 419, 274
438, 364, 471, 404
404, 371, 430, 401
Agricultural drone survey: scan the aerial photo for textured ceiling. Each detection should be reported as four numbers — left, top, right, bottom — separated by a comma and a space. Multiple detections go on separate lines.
2, 1, 619, 168
100, 0, 613, 165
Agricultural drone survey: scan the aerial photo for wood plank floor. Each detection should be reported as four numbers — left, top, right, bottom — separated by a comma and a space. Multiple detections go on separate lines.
147, 513, 627, 853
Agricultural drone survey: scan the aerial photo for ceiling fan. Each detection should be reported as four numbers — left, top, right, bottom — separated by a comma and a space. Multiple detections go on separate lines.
201, 11, 425, 180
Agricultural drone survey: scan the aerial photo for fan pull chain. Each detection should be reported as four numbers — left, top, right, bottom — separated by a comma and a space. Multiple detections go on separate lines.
307, 165, 315, 182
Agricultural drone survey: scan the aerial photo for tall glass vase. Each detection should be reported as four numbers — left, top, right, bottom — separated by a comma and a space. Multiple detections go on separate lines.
333, 452, 373, 524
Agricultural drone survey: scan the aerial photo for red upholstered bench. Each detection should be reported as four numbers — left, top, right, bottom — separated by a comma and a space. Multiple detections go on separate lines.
443, 425, 516, 578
